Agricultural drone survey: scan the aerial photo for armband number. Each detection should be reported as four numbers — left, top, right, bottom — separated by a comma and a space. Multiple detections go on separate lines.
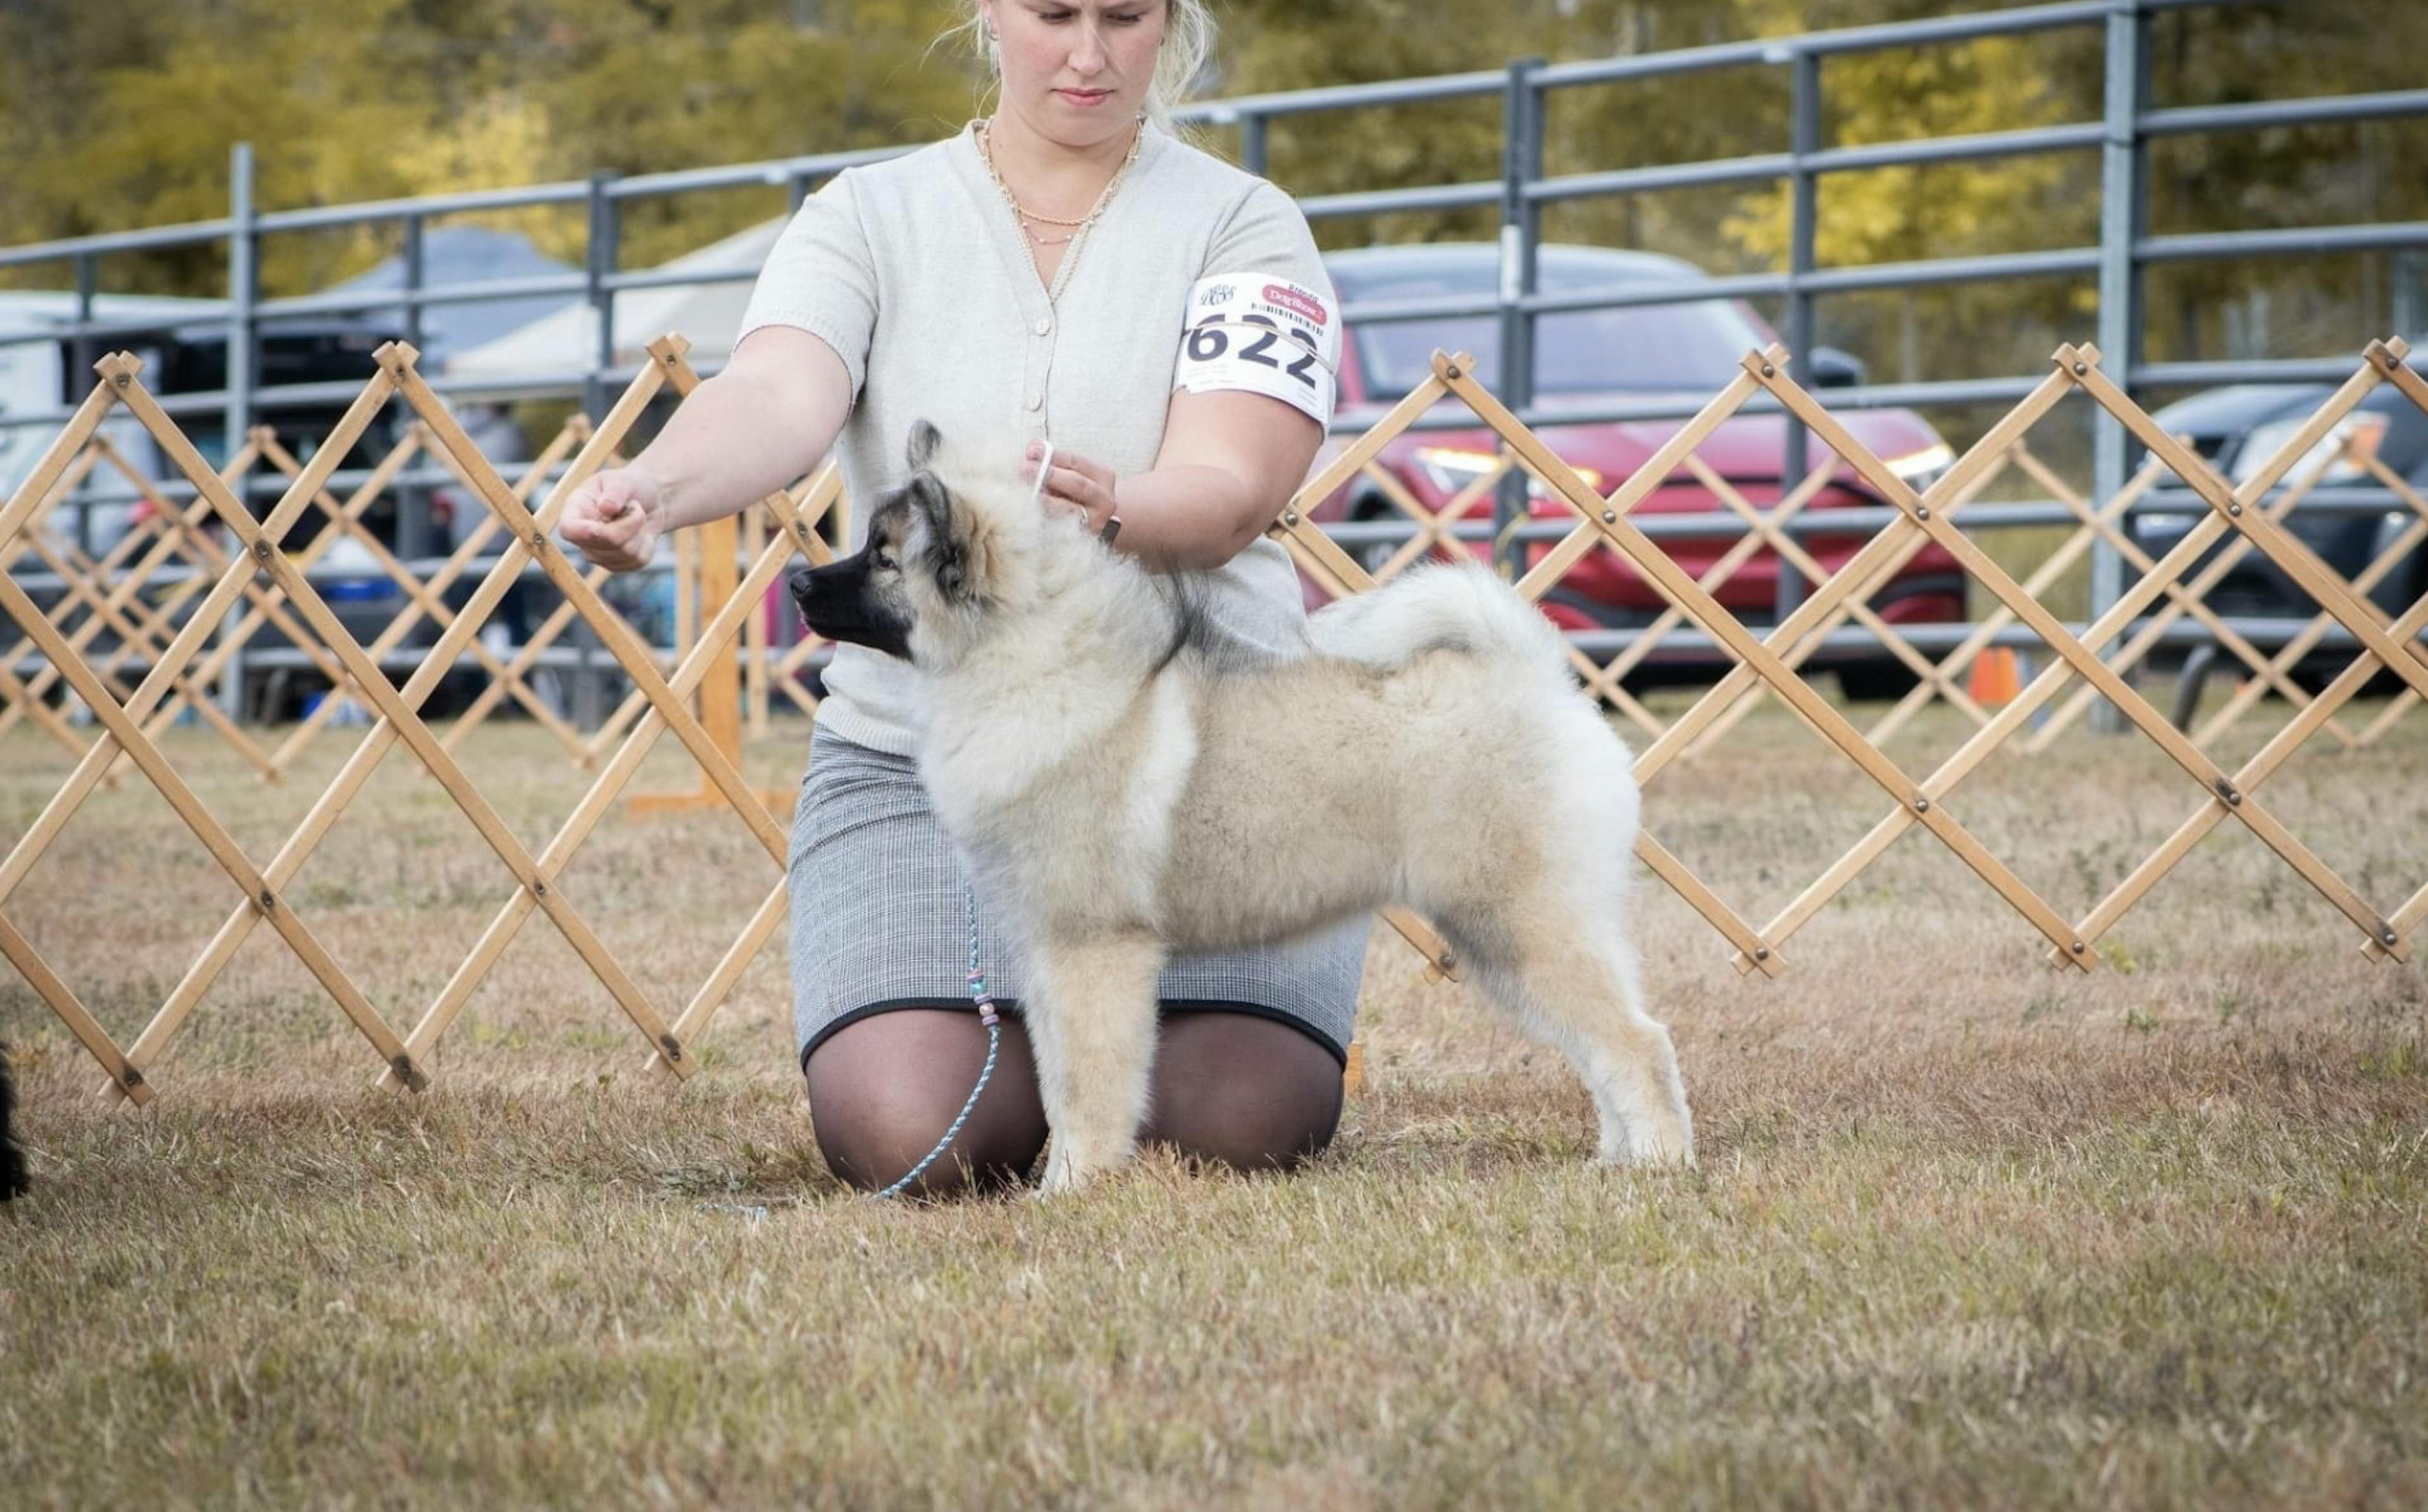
1174, 273, 1340, 427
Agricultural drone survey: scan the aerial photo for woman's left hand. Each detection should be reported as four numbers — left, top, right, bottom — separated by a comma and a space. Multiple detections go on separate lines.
1025, 441, 1119, 535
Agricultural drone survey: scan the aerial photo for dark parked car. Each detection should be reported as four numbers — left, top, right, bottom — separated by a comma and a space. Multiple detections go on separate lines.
1308, 244, 1966, 697
2129, 365, 2427, 693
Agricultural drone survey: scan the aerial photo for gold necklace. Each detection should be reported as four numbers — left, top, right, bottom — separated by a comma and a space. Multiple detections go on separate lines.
976, 118, 1144, 247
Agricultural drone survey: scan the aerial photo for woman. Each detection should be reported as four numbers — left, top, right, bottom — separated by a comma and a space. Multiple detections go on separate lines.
559, 0, 1364, 1195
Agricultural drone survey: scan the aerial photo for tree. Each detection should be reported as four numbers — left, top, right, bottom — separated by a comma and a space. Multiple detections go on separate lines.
3, 0, 2419, 378
0, 0, 979, 296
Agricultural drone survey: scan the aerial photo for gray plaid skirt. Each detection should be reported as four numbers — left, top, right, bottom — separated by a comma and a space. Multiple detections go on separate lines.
788, 728, 1366, 1070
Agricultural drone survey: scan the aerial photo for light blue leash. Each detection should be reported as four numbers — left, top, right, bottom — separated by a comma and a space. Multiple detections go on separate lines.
871, 883, 1002, 1200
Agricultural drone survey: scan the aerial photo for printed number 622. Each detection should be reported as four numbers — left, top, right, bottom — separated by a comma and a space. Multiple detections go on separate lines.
1186, 314, 1320, 388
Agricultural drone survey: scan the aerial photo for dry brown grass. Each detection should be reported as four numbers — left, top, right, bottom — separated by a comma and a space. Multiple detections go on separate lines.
3, 687, 2424, 1509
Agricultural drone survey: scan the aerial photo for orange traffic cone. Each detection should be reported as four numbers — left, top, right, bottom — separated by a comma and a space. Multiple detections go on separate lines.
1968, 647, 2022, 707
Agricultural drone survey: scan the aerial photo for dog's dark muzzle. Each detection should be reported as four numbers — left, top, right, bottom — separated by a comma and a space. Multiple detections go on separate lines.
788, 556, 912, 661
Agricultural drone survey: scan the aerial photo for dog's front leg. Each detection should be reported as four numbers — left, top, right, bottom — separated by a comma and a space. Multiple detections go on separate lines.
1024, 930, 1165, 1195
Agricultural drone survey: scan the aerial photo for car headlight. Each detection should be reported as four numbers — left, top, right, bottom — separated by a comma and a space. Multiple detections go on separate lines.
1411, 447, 1601, 503
1884, 441, 1954, 494
2229, 413, 2387, 487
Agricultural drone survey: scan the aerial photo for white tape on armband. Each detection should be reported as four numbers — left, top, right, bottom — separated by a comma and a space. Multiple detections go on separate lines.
1174, 273, 1340, 427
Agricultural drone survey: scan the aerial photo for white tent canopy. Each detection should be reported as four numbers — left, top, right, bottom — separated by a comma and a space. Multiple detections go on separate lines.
443, 216, 786, 386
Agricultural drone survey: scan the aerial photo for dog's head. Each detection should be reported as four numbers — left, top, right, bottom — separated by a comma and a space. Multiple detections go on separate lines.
789, 420, 1050, 668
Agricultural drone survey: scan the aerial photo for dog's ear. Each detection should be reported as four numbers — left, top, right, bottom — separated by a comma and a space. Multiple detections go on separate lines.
934, 537, 969, 601
905, 419, 942, 475
906, 473, 976, 603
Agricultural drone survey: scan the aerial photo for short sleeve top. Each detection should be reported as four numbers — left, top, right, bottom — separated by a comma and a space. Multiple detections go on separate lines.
737, 121, 1336, 755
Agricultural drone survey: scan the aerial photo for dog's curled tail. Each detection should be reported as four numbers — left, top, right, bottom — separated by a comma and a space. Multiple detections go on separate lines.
1309, 559, 1572, 684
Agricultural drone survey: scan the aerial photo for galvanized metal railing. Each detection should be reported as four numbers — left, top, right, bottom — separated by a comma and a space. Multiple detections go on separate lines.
3, 0, 2424, 720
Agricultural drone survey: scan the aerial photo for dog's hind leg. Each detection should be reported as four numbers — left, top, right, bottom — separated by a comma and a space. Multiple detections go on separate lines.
1024, 931, 1167, 1195
1455, 910, 1693, 1168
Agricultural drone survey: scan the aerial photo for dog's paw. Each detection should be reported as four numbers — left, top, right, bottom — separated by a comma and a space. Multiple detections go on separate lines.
1600, 1122, 1695, 1169
1035, 1151, 1091, 1197
1033, 1173, 1088, 1199
1035, 1142, 1131, 1196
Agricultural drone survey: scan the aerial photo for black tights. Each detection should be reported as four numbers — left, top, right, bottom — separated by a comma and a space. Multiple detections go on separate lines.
804, 1008, 1345, 1196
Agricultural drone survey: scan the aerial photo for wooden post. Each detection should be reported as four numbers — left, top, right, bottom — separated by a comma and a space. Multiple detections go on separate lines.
628, 510, 790, 817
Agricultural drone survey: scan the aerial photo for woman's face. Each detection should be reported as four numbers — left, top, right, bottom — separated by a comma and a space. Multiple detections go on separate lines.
984, 1, 1165, 145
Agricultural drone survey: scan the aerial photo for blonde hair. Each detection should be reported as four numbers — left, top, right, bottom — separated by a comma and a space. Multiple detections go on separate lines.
943, 1, 1216, 133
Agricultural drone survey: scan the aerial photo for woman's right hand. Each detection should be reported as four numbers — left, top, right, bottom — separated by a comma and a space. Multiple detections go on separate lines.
558, 465, 666, 572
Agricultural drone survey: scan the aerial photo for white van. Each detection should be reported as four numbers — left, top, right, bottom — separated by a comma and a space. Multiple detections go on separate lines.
0, 291, 223, 549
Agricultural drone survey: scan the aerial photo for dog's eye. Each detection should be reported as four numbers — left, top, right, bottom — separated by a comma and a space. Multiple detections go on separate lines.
872, 546, 897, 573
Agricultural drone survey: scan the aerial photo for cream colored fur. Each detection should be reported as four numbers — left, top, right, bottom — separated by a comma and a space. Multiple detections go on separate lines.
897, 439, 1693, 1192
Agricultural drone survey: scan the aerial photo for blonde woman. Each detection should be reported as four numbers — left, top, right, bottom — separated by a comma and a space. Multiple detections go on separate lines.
560, 0, 1362, 1195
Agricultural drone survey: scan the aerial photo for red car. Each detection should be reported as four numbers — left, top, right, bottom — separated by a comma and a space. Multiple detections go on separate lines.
1309, 244, 1965, 697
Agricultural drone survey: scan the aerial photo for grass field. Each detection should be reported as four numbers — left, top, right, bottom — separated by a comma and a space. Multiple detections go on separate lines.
3, 691, 2424, 1509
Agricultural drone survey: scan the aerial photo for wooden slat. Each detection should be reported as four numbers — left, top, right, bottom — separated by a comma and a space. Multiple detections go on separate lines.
1585, 459, 1838, 705
0, 437, 225, 747
1444, 352, 2095, 965
2071, 348, 2428, 700
0, 363, 399, 917
2193, 446, 2427, 748
388, 343, 847, 1083
0, 376, 121, 546
90, 433, 350, 692
0, 913, 153, 1104
1862, 445, 2161, 748
1687, 453, 2018, 759
445, 564, 613, 753
1511, 363, 1767, 602
384, 343, 792, 867
14, 525, 277, 779
0, 657, 89, 756
2076, 574, 2428, 968
1761, 344, 2406, 961
649, 878, 789, 1076
1685, 453, 1985, 724
1633, 362, 2079, 789
0, 568, 424, 1084
744, 505, 770, 737
1294, 365, 1456, 513
99, 351, 684, 1098
2026, 436, 2347, 750
274, 421, 585, 767
0, 435, 109, 588
587, 466, 842, 753
2037, 442, 2346, 734
1636, 832, 1785, 977
161, 428, 429, 752
1722, 358, 2391, 973
254, 433, 591, 760
384, 502, 816, 1083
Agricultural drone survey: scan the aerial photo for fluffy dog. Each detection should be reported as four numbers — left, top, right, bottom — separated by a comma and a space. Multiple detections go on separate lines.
1, 1045, 27, 1202
791, 422, 1691, 1192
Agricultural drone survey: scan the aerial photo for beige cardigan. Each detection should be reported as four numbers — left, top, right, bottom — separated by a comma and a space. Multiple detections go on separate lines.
737, 121, 1335, 756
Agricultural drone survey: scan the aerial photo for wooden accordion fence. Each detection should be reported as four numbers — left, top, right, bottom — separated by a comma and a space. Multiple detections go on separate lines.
2, 333, 2424, 1102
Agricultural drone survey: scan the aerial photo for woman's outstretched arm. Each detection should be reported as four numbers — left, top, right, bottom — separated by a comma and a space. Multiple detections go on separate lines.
558, 326, 854, 571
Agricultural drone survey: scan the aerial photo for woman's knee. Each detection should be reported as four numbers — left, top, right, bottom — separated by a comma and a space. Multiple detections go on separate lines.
804, 1009, 1046, 1195
1144, 1013, 1345, 1174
